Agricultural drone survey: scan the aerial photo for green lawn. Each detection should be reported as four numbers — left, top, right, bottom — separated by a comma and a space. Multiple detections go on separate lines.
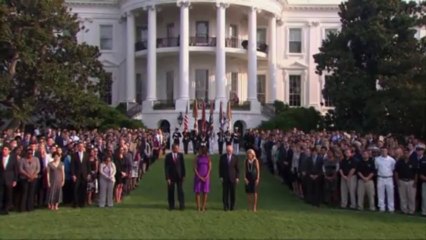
0, 154, 425, 239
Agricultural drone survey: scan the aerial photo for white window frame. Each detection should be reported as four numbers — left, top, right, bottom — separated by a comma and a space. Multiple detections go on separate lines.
283, 69, 307, 107
99, 24, 114, 52
321, 74, 335, 109
321, 25, 340, 41
286, 26, 305, 56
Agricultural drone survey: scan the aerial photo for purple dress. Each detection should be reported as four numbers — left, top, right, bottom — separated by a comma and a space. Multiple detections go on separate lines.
194, 155, 210, 193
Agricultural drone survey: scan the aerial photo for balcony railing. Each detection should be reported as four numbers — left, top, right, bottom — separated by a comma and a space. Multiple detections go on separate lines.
241, 40, 269, 53
189, 37, 217, 47
135, 38, 267, 53
153, 100, 175, 110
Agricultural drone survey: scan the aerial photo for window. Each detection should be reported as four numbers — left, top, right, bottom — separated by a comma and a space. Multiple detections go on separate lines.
167, 23, 175, 38
289, 28, 302, 53
100, 25, 113, 50
289, 75, 301, 106
101, 72, 113, 104
136, 73, 143, 104
257, 75, 266, 104
257, 28, 267, 44
324, 28, 338, 40
195, 21, 209, 45
138, 26, 148, 42
323, 75, 333, 107
165, 23, 176, 47
231, 72, 238, 93
228, 25, 238, 47
195, 69, 209, 102
166, 71, 174, 101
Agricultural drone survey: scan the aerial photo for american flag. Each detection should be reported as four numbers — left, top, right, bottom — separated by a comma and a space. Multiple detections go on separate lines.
193, 99, 198, 130
183, 104, 189, 131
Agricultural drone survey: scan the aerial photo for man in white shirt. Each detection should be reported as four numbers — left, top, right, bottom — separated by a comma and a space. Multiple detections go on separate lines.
374, 147, 396, 212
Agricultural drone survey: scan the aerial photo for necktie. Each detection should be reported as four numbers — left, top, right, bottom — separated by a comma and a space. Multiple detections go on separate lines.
228, 155, 231, 164
173, 154, 177, 163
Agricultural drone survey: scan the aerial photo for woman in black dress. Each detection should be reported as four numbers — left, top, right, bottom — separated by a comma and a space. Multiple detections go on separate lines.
114, 147, 126, 203
244, 149, 260, 212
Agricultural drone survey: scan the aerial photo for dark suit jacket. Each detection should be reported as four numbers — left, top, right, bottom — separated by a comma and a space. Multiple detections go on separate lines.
0, 154, 18, 186
306, 155, 324, 176
71, 152, 91, 180
219, 154, 240, 183
164, 152, 185, 182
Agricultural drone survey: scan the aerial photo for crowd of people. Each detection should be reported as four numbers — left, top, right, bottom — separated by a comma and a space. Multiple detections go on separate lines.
0, 127, 425, 217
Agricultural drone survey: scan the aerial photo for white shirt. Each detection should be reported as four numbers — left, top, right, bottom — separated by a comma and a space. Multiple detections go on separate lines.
375, 155, 396, 177
3, 155, 9, 169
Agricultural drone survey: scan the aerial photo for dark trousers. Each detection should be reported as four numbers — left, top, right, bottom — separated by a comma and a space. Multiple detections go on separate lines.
1, 183, 14, 212
192, 141, 198, 154
183, 142, 189, 154
218, 141, 224, 155
36, 178, 47, 208
222, 181, 236, 211
152, 150, 160, 162
167, 180, 184, 210
63, 179, 73, 205
20, 180, 36, 212
307, 176, 322, 206
324, 178, 338, 206
282, 165, 293, 190
73, 179, 87, 207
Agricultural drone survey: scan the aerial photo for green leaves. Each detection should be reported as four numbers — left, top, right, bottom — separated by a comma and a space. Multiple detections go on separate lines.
0, 0, 121, 129
315, 0, 426, 138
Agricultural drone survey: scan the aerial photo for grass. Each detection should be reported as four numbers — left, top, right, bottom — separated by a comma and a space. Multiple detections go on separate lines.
0, 154, 425, 239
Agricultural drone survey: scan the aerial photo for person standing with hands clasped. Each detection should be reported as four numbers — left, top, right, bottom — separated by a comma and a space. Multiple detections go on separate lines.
165, 144, 186, 210
375, 147, 396, 213
193, 146, 211, 212
219, 145, 239, 211
244, 149, 260, 212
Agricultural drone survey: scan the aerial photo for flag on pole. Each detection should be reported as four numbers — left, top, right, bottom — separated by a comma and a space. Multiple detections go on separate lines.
193, 99, 198, 130
209, 100, 214, 127
184, 104, 189, 131
201, 101, 206, 132
226, 100, 232, 129
219, 101, 224, 129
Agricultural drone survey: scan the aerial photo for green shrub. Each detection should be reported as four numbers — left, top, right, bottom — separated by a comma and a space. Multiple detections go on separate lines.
258, 101, 321, 132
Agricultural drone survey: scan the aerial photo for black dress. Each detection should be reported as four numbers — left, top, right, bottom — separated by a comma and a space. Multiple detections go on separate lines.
114, 157, 126, 185
245, 160, 258, 193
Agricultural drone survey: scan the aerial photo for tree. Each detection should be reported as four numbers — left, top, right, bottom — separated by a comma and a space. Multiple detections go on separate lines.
315, 0, 426, 138
0, 0, 112, 129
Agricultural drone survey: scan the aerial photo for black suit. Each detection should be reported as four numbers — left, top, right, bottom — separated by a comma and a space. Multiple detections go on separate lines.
0, 154, 18, 213
164, 152, 185, 210
71, 152, 90, 207
219, 154, 240, 211
306, 155, 324, 206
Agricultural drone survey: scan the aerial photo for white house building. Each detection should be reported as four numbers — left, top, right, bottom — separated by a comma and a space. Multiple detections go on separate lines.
66, 0, 342, 132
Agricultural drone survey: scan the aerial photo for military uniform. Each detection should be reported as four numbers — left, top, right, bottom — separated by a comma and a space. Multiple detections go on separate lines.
172, 130, 182, 146
225, 131, 233, 146
190, 130, 198, 154
217, 131, 225, 155
232, 131, 240, 155
182, 131, 190, 154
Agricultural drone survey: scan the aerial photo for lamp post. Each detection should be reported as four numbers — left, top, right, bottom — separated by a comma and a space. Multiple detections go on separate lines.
177, 112, 183, 127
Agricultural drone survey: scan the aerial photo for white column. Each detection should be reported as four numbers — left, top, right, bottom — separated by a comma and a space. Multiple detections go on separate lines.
267, 16, 277, 104
126, 12, 136, 102
215, 2, 227, 109
247, 7, 260, 111
176, 1, 190, 110
146, 6, 157, 101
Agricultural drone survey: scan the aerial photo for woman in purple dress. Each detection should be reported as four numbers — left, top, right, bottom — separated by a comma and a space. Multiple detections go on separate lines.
193, 146, 211, 211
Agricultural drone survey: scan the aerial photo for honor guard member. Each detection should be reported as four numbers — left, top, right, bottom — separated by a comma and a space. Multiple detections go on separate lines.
217, 129, 225, 155
172, 128, 182, 146
199, 132, 209, 149
394, 147, 418, 215
232, 128, 240, 155
225, 130, 233, 146
190, 129, 198, 154
182, 130, 190, 154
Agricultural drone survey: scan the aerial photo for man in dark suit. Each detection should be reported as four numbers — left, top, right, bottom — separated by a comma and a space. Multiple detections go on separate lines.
306, 148, 324, 206
0, 145, 18, 214
164, 143, 186, 210
219, 145, 240, 211
71, 142, 90, 208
